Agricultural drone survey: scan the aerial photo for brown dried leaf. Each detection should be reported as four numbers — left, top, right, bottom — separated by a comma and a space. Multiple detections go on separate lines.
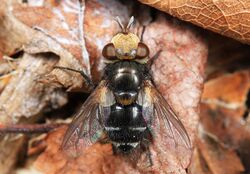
202, 70, 250, 128
0, 1, 34, 55
202, 70, 250, 113
138, 0, 250, 44
196, 128, 244, 174
11, 0, 90, 90
0, 2, 72, 171
14, 0, 89, 69
0, 53, 68, 174
198, 70, 250, 174
0, 58, 16, 93
0, 53, 67, 124
0, 135, 27, 174
189, 148, 212, 174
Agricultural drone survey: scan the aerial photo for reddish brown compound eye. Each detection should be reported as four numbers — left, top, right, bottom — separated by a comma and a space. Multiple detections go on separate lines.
102, 43, 117, 60
136, 42, 149, 59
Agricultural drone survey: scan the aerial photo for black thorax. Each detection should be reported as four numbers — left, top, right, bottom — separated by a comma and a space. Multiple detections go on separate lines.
104, 61, 149, 105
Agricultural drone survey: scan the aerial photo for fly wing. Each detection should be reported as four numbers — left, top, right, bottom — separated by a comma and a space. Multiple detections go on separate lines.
61, 80, 115, 156
138, 80, 192, 151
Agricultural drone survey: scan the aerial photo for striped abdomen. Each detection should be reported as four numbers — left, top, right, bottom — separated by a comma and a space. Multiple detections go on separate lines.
104, 103, 147, 153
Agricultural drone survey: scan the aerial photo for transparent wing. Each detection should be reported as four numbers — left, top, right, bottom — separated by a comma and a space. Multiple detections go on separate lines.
61, 80, 115, 156
138, 80, 192, 150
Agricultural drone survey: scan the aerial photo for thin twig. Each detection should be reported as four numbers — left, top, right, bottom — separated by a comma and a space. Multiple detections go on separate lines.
0, 123, 66, 134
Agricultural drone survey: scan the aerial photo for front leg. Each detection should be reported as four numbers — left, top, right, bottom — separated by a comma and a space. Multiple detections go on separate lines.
54, 66, 95, 90
147, 50, 162, 68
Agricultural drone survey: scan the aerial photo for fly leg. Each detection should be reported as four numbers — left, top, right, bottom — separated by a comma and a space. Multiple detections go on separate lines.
145, 142, 153, 167
54, 66, 95, 90
98, 134, 110, 145
147, 50, 162, 68
142, 135, 153, 167
140, 26, 146, 42
140, 25, 161, 69
112, 144, 119, 155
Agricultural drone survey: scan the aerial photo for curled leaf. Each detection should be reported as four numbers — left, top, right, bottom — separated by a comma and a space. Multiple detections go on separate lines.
138, 0, 250, 44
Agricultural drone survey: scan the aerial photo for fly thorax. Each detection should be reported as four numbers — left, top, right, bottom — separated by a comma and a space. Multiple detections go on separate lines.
111, 67, 141, 105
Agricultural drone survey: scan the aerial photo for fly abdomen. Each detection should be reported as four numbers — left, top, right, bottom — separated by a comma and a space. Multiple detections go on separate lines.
105, 103, 147, 153
105, 127, 146, 142
105, 103, 145, 128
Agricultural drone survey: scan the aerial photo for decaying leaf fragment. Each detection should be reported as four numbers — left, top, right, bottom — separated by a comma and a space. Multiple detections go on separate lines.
201, 70, 250, 146
191, 70, 250, 174
189, 127, 244, 174
0, 52, 68, 174
0, 1, 69, 173
138, 0, 250, 44
12, 0, 91, 90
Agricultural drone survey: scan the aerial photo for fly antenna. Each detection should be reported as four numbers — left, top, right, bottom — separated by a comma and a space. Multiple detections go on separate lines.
114, 16, 125, 32
126, 16, 135, 31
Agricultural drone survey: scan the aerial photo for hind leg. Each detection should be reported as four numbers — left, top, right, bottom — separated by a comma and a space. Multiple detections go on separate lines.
140, 137, 153, 167
111, 144, 119, 155
145, 143, 153, 167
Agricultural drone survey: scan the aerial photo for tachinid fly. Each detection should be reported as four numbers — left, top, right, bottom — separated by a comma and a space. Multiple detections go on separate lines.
59, 16, 192, 165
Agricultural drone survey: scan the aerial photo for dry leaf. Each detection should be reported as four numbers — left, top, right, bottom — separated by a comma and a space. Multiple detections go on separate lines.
0, 135, 27, 174
13, 0, 90, 70
138, 0, 250, 44
195, 128, 244, 174
201, 70, 250, 146
202, 71, 250, 112
0, 58, 16, 93
0, 1, 34, 55
0, 52, 68, 173
189, 148, 212, 174
195, 70, 250, 173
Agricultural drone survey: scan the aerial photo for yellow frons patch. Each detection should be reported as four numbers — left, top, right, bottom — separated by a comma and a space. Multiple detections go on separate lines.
111, 33, 140, 60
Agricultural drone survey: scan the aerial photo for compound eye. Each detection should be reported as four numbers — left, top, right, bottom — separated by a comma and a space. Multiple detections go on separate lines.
102, 43, 117, 60
136, 42, 149, 59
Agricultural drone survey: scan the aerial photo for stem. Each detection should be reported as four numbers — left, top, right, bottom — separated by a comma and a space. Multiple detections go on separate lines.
0, 123, 66, 134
